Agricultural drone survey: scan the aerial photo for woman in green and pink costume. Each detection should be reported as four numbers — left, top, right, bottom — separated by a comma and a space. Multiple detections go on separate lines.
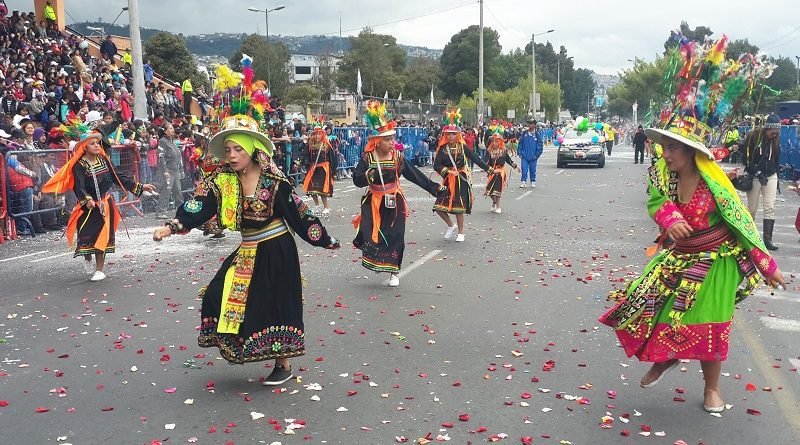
599, 118, 785, 413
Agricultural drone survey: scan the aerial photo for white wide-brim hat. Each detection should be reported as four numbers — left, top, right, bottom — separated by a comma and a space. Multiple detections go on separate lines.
644, 127, 713, 160
207, 115, 275, 159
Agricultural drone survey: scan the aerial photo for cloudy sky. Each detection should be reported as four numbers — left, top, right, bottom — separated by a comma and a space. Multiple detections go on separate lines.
37, 0, 800, 74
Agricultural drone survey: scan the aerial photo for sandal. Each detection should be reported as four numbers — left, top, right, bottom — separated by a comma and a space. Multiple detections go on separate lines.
640, 360, 679, 388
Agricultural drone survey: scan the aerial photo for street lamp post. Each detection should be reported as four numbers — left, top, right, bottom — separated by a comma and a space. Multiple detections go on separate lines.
530, 29, 554, 118
111, 6, 129, 27
248, 5, 286, 93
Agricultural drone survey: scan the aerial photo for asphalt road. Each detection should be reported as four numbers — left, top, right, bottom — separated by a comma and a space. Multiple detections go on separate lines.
1, 144, 799, 445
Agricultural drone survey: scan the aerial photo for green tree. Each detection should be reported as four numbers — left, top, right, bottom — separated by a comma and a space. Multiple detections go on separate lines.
285, 84, 322, 109
335, 28, 407, 98
314, 46, 338, 102
229, 34, 292, 98
402, 57, 442, 102
439, 25, 502, 100
664, 22, 713, 52
144, 32, 206, 89
494, 49, 529, 90
766, 56, 797, 92
563, 68, 595, 116
727, 38, 759, 60
607, 57, 670, 120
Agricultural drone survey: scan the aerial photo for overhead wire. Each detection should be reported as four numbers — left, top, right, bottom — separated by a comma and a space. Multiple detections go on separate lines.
318, 1, 478, 36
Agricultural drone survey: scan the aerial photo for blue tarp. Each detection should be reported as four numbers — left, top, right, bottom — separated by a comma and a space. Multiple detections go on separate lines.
738, 125, 800, 176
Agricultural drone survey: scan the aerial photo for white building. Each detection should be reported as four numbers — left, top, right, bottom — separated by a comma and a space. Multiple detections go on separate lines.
290, 53, 342, 83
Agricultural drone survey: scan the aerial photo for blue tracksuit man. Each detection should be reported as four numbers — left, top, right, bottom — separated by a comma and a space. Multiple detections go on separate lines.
517, 128, 544, 185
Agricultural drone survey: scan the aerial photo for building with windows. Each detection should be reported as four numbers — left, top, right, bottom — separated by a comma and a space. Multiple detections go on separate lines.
290, 53, 342, 83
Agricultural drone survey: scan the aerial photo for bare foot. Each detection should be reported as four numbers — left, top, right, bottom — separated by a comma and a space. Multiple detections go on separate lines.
639, 359, 678, 388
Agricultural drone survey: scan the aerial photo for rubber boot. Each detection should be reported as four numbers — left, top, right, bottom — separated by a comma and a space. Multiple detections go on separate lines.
763, 219, 778, 251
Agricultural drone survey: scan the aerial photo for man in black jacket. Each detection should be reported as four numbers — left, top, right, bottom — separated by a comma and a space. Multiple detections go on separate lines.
99, 36, 117, 63
1, 88, 18, 115
632, 125, 647, 164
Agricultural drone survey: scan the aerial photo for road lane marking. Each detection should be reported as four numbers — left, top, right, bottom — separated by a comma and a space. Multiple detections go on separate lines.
30, 251, 73, 263
382, 249, 443, 284
0, 250, 49, 263
736, 316, 800, 435
760, 317, 800, 332
515, 191, 533, 200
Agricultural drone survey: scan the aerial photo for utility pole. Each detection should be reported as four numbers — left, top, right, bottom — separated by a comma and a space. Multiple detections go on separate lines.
531, 33, 535, 116
529, 30, 554, 118
478, 0, 484, 125
796, 56, 799, 87
128, 0, 147, 120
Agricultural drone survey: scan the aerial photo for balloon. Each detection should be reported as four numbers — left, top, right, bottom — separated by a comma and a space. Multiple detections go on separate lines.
557, 136, 565, 143
79, 41, 89, 50
595, 122, 603, 131
553, 138, 560, 146
591, 135, 599, 143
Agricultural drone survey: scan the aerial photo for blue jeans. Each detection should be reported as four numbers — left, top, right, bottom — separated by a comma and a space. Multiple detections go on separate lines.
520, 158, 538, 183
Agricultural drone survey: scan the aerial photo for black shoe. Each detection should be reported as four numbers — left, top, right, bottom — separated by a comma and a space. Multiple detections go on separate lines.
211, 233, 225, 239
262, 364, 293, 386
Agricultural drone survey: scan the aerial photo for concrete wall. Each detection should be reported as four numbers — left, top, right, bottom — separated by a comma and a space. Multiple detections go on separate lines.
33, 0, 64, 30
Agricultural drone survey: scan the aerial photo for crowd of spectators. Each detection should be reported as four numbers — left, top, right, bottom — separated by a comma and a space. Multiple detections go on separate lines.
0, 5, 562, 241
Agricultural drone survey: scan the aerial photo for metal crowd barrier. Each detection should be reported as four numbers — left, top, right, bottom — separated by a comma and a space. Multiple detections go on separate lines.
4, 145, 145, 239
0, 152, 8, 243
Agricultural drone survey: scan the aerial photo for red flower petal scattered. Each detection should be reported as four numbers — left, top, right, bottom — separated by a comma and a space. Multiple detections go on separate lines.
458, 413, 470, 422
746, 408, 762, 416
0, 400, 8, 407
745, 383, 757, 391
35, 407, 50, 413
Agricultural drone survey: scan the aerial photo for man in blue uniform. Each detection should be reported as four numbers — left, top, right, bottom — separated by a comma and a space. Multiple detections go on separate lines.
517, 119, 543, 188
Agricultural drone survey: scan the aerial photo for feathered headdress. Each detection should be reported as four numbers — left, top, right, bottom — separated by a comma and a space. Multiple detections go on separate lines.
308, 114, 332, 149
648, 33, 775, 158
212, 54, 273, 130
42, 121, 107, 195
364, 100, 397, 138
207, 55, 276, 159
442, 108, 462, 132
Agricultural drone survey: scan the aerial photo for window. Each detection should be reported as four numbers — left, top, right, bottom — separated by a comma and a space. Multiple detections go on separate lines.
295, 66, 312, 75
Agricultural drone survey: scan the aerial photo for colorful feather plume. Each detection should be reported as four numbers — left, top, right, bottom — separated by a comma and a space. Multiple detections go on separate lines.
62, 119, 90, 140
443, 108, 462, 127
364, 100, 388, 131
210, 57, 273, 131
660, 32, 774, 134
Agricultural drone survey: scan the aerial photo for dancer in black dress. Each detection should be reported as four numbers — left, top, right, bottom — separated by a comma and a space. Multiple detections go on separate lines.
352, 101, 439, 286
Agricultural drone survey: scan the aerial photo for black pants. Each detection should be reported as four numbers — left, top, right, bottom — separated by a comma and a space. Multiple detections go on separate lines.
605, 140, 614, 156
634, 146, 645, 163
183, 92, 193, 115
